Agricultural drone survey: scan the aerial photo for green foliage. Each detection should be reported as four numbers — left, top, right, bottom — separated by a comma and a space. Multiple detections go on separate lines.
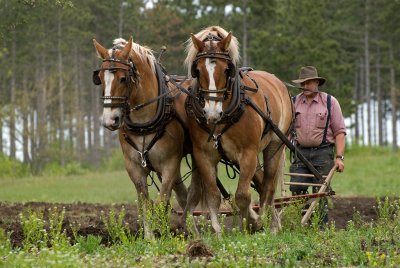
99, 149, 125, 172
19, 207, 70, 252
47, 207, 70, 248
19, 210, 47, 251
76, 235, 103, 254
1, 197, 399, 266
42, 161, 88, 177
0, 228, 12, 254
0, 154, 30, 179
100, 207, 130, 245
138, 199, 174, 240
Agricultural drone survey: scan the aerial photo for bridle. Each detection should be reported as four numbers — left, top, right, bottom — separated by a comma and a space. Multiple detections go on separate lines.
92, 46, 138, 111
191, 34, 236, 102
93, 44, 177, 170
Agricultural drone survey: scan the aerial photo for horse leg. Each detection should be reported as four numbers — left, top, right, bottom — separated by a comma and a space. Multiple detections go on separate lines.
124, 161, 154, 239
172, 179, 188, 210
251, 157, 264, 194
259, 145, 285, 233
236, 151, 260, 232
158, 159, 184, 206
180, 159, 203, 235
193, 150, 222, 235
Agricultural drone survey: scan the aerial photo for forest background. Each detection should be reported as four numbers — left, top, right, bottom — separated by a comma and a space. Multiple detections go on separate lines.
0, 0, 399, 176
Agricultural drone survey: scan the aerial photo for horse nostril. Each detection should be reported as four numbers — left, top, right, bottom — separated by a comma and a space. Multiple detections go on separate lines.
114, 116, 120, 125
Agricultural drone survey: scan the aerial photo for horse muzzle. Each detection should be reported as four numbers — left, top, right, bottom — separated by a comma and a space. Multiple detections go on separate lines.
102, 111, 123, 131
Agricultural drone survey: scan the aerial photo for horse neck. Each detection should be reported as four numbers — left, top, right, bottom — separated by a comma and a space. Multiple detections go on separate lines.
129, 57, 159, 123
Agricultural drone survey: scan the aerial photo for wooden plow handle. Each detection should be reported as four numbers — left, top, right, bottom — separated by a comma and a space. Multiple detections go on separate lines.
300, 164, 338, 225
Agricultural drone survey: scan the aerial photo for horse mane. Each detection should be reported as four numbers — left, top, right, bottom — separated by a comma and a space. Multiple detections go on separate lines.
184, 26, 240, 77
112, 38, 156, 73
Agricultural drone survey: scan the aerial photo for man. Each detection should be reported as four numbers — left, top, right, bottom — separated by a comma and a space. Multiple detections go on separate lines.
290, 66, 346, 225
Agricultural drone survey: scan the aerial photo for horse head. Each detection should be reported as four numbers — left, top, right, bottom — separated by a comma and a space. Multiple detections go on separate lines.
93, 37, 138, 131
189, 30, 237, 124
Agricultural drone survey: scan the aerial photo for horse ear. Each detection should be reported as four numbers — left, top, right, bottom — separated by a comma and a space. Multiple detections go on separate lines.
93, 39, 108, 59
121, 37, 133, 60
191, 33, 205, 51
218, 32, 232, 52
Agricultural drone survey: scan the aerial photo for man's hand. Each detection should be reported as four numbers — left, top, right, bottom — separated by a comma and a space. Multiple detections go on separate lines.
336, 159, 344, 172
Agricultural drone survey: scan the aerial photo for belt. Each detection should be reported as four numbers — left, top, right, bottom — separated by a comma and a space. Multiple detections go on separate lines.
296, 143, 334, 150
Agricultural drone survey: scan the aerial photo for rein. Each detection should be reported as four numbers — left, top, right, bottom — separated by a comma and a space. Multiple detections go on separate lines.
93, 47, 178, 170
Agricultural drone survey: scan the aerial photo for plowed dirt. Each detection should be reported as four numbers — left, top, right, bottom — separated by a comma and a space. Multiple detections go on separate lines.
0, 197, 378, 248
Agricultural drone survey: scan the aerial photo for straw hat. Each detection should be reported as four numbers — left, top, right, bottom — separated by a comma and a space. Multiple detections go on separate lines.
292, 66, 326, 86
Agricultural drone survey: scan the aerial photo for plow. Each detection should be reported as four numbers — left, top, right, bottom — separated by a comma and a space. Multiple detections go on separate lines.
175, 164, 337, 225
172, 115, 338, 225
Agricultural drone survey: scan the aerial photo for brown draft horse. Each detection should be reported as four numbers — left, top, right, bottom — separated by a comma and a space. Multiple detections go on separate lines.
93, 37, 193, 238
184, 26, 293, 234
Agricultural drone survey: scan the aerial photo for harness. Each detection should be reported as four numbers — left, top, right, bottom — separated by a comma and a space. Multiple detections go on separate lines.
185, 66, 273, 162
93, 46, 177, 171
122, 63, 177, 171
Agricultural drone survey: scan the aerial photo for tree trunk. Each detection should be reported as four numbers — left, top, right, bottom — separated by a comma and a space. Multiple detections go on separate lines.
364, 0, 371, 146
35, 56, 48, 174
376, 46, 383, 146
389, 43, 398, 151
118, 0, 125, 37
0, 117, 2, 155
242, 0, 248, 66
359, 58, 365, 146
22, 73, 30, 164
68, 112, 74, 151
9, 29, 16, 159
57, 14, 65, 166
74, 45, 85, 163
353, 61, 359, 145
91, 63, 101, 166
0, 78, 4, 154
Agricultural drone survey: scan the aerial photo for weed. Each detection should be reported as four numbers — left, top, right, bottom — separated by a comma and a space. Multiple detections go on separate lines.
0, 228, 12, 253
76, 234, 103, 254
280, 201, 304, 231
19, 209, 47, 250
47, 207, 69, 248
375, 197, 396, 224
100, 207, 129, 245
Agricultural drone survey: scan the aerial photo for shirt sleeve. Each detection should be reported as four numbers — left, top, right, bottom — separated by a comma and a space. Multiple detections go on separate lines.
330, 96, 346, 137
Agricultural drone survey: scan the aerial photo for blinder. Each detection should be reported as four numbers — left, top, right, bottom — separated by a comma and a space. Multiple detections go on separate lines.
92, 70, 101, 85
226, 62, 236, 78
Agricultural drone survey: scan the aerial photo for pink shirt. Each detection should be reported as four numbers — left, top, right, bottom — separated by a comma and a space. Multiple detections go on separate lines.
294, 92, 346, 147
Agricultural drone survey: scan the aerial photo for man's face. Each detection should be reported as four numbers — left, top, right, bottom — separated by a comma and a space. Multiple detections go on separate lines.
301, 79, 319, 95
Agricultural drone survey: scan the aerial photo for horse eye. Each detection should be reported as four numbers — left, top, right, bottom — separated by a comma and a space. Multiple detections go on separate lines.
119, 77, 126, 83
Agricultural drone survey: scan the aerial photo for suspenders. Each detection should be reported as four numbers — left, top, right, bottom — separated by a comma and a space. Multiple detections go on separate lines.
292, 94, 331, 145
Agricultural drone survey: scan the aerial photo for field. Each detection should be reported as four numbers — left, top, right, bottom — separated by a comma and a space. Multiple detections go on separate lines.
0, 146, 399, 266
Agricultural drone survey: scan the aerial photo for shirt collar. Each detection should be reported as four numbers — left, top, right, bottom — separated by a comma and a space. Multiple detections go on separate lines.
300, 92, 320, 104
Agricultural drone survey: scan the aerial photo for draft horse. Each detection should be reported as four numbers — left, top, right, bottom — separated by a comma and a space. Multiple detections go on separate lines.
93, 37, 192, 238
184, 26, 293, 234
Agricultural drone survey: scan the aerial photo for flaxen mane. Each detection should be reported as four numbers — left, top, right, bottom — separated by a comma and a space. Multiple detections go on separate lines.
112, 38, 156, 73
184, 26, 240, 77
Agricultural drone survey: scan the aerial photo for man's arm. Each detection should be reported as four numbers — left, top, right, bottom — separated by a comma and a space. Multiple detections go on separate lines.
335, 133, 345, 172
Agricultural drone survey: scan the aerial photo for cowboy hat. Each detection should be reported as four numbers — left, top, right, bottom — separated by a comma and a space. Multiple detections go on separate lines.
292, 66, 326, 86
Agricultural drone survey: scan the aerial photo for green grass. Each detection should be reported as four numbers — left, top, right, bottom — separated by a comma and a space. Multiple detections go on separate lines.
1, 197, 399, 267
0, 146, 399, 203
329, 146, 400, 197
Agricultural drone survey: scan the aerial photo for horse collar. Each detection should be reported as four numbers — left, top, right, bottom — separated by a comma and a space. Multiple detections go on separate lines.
123, 63, 175, 135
